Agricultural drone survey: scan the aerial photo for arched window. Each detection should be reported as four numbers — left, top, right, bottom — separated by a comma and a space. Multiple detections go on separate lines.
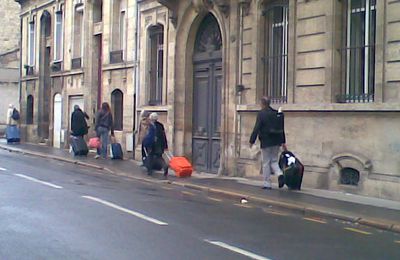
111, 89, 123, 131
26, 95, 34, 124
148, 24, 164, 105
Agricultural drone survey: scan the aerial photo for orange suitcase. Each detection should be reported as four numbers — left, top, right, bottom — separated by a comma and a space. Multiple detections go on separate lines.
169, 156, 193, 178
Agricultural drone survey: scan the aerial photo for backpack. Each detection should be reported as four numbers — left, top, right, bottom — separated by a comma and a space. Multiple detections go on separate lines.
268, 111, 284, 134
11, 108, 20, 121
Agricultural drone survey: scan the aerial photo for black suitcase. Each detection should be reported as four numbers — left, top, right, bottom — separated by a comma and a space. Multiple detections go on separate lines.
110, 143, 123, 160
70, 136, 88, 156
279, 151, 304, 190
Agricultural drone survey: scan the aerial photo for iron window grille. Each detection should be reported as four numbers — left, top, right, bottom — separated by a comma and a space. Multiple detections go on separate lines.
338, 0, 376, 103
262, 3, 289, 104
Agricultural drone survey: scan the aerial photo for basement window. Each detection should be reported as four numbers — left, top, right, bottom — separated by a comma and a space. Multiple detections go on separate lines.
340, 167, 360, 186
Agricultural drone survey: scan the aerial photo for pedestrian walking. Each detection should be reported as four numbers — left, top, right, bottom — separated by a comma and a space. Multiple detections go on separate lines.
142, 113, 169, 176
7, 104, 19, 126
95, 102, 114, 159
136, 110, 150, 163
249, 97, 286, 190
71, 105, 89, 138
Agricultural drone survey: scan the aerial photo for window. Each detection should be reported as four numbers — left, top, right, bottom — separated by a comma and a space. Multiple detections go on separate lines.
120, 10, 126, 57
111, 0, 126, 53
54, 9, 64, 61
148, 24, 164, 105
111, 89, 123, 131
28, 19, 36, 66
93, 0, 103, 23
262, 2, 288, 103
73, 4, 84, 59
342, 0, 376, 102
340, 167, 360, 186
26, 95, 34, 124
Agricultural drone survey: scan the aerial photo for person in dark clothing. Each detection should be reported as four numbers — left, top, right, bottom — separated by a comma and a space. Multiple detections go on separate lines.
249, 97, 287, 190
71, 105, 89, 138
95, 102, 114, 159
143, 113, 169, 177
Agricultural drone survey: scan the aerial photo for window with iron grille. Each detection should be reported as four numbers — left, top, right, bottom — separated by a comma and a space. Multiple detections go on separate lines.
339, 0, 376, 103
148, 25, 164, 106
111, 89, 123, 131
262, 2, 288, 103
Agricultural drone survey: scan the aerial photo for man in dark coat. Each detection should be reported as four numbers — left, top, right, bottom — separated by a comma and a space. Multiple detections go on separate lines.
71, 105, 89, 138
143, 113, 169, 177
249, 97, 286, 190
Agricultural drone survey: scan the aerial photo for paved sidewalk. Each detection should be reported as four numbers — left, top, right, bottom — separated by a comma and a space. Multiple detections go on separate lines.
1, 140, 399, 233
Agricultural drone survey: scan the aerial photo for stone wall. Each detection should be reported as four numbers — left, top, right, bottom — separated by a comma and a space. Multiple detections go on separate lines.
0, 0, 20, 54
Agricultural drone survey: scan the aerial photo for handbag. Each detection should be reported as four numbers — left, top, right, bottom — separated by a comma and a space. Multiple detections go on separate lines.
89, 137, 101, 149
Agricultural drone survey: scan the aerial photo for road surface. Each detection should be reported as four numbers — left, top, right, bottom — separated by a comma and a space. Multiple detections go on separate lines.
0, 149, 399, 260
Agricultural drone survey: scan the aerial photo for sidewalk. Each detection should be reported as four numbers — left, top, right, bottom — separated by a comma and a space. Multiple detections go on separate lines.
1, 140, 399, 233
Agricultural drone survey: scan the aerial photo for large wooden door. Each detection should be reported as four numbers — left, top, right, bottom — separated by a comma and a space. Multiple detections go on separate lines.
192, 14, 222, 173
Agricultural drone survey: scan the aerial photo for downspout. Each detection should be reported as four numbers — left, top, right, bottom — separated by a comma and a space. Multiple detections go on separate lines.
132, 0, 140, 159
18, 16, 23, 111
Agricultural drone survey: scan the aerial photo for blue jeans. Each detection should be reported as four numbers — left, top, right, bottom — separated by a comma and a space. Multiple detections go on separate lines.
97, 126, 109, 158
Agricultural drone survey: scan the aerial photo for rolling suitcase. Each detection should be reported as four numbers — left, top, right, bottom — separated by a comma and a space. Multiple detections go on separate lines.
169, 156, 193, 178
110, 143, 123, 160
6, 125, 20, 144
279, 151, 304, 190
70, 136, 88, 156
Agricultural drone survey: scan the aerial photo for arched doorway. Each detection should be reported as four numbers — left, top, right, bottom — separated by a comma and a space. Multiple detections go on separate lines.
39, 11, 52, 140
53, 94, 62, 148
192, 14, 222, 173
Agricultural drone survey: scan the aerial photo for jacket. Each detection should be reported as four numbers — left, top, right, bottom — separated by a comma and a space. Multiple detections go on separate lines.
153, 121, 168, 155
249, 107, 286, 148
142, 123, 156, 149
95, 110, 114, 135
71, 109, 89, 137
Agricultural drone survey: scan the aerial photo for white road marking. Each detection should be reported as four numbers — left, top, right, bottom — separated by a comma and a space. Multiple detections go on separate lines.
82, 196, 168, 226
14, 174, 63, 189
0, 167, 7, 171
204, 240, 272, 260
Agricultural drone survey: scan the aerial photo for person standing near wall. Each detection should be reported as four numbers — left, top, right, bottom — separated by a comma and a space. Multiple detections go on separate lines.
6, 104, 19, 126
95, 102, 114, 159
249, 97, 287, 190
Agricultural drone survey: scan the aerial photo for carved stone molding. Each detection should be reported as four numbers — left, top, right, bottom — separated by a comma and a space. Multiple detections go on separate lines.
156, 0, 178, 28
192, 0, 230, 17
192, 0, 213, 13
238, 0, 251, 16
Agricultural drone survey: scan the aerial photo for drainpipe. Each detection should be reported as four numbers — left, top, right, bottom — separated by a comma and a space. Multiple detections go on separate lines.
132, 0, 140, 159
18, 17, 23, 112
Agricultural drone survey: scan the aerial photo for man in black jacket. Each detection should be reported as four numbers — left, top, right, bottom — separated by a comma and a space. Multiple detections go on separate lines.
71, 105, 89, 138
249, 97, 286, 189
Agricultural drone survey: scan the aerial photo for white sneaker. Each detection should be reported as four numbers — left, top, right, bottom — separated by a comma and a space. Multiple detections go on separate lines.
94, 155, 100, 159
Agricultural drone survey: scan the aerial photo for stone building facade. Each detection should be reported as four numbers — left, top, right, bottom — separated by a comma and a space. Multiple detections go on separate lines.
137, 0, 400, 201
16, 0, 137, 151
0, 0, 20, 132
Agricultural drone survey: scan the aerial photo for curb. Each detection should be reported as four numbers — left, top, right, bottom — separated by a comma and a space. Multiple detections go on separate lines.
1, 144, 399, 234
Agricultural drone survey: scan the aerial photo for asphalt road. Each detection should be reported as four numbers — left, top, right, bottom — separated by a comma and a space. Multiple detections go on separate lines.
0, 149, 399, 260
